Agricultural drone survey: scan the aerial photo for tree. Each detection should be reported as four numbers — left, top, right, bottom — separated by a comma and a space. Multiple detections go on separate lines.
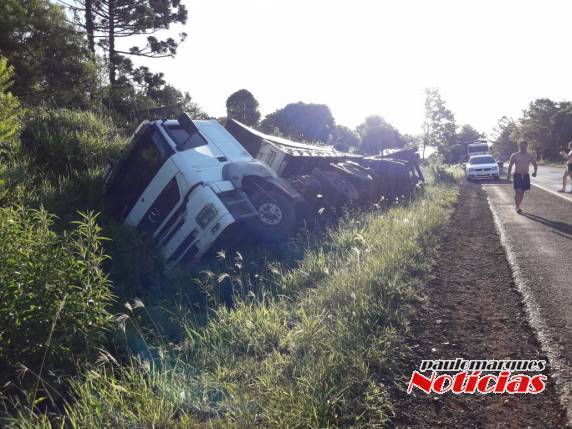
149, 85, 209, 119
516, 98, 558, 160
0, 56, 23, 148
260, 102, 334, 143
0, 0, 97, 108
356, 115, 406, 155
331, 125, 360, 152
65, 0, 187, 90
491, 117, 517, 160
104, 67, 209, 125
422, 88, 457, 162
402, 133, 422, 150
550, 102, 572, 155
451, 124, 484, 162
514, 98, 572, 160
226, 89, 261, 126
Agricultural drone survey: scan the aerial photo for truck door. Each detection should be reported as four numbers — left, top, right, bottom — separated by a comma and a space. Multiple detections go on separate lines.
106, 125, 174, 221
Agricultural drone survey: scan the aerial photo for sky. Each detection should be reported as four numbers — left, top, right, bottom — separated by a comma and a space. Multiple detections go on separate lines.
144, 0, 572, 137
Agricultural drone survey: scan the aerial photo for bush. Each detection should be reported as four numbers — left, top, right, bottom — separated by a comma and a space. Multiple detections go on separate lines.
0, 207, 115, 379
426, 161, 462, 184
20, 108, 124, 175
103, 221, 164, 297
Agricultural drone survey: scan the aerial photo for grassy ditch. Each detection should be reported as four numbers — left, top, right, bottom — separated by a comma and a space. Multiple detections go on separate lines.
2, 178, 459, 429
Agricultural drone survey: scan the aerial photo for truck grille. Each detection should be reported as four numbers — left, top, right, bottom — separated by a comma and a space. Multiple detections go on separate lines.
167, 229, 198, 264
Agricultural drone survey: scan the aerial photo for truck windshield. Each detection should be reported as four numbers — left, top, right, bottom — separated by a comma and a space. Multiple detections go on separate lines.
468, 145, 487, 154
106, 125, 173, 220
164, 124, 208, 150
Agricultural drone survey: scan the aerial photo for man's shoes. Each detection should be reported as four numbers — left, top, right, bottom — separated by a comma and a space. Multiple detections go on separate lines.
516, 208, 523, 214
558, 189, 566, 192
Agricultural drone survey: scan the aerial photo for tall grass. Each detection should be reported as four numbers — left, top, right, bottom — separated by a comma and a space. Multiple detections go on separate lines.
2, 182, 458, 428
0, 208, 114, 384
20, 108, 123, 176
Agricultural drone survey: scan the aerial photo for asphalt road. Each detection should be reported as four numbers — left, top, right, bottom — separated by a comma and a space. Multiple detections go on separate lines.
483, 173, 572, 424
531, 165, 572, 201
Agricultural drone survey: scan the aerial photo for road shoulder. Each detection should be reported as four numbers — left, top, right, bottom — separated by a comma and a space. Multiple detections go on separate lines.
391, 182, 567, 428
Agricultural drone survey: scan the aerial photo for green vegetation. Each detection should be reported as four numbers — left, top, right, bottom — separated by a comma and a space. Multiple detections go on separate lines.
423, 88, 572, 163
0, 106, 124, 225
492, 100, 572, 161
422, 88, 485, 163
20, 108, 123, 176
0, 56, 23, 148
358, 115, 408, 155
226, 89, 261, 126
1, 181, 459, 428
3, 0, 567, 426
4, 49, 465, 428
0, 208, 113, 381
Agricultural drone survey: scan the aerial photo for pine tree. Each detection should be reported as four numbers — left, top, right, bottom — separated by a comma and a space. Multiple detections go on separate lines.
63, 0, 187, 88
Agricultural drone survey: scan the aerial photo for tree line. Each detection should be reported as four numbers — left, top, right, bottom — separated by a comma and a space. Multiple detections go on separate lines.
225, 89, 416, 154
492, 99, 572, 161
2, 0, 571, 162
422, 88, 572, 163
0, 0, 415, 155
0, 0, 203, 127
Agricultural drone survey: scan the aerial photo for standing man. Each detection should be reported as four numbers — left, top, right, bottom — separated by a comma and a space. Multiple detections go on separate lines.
507, 141, 538, 213
558, 141, 572, 193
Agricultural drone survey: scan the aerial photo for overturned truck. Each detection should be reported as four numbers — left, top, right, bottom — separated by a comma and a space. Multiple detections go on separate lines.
103, 113, 423, 268
225, 119, 423, 212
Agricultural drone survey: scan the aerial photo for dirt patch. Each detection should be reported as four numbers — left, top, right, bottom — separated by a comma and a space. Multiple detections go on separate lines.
391, 182, 567, 428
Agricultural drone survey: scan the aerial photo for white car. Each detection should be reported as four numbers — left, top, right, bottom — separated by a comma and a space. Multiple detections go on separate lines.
466, 155, 500, 180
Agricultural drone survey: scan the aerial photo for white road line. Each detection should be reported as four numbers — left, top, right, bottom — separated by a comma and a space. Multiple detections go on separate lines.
532, 183, 572, 203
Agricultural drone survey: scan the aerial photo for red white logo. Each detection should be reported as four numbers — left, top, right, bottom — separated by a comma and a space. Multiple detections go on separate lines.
407, 359, 547, 395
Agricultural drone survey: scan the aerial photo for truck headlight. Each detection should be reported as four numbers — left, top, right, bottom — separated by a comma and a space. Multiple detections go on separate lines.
196, 203, 218, 229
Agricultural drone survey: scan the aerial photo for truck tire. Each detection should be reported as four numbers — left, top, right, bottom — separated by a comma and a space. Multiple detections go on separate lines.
246, 189, 297, 242
312, 169, 359, 205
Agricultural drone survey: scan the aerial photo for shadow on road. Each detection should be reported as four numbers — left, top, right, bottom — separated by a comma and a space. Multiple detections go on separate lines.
477, 178, 512, 186
520, 212, 572, 240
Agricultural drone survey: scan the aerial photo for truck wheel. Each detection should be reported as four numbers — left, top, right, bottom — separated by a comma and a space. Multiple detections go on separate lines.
246, 189, 297, 242
312, 169, 359, 205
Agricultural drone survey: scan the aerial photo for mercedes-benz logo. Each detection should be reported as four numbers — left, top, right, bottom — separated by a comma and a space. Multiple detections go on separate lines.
148, 207, 161, 223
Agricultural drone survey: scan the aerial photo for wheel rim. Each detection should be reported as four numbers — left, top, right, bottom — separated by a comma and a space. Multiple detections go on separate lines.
258, 202, 283, 226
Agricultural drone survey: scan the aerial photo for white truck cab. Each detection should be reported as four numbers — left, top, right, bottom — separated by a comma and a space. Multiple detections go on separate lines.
103, 114, 302, 268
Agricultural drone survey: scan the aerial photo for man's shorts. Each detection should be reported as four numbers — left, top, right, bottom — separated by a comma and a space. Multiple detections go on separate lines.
568, 163, 572, 172
513, 173, 531, 191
